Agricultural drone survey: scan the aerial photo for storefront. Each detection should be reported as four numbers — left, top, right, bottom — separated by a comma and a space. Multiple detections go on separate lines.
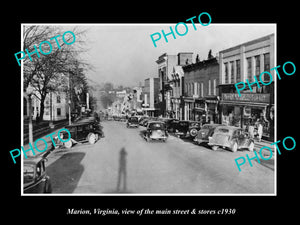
205, 96, 219, 124
220, 93, 273, 140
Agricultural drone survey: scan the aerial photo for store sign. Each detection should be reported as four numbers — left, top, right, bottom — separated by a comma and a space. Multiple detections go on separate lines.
222, 93, 270, 103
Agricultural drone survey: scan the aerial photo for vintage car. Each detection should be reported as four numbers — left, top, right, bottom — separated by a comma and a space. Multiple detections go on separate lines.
23, 157, 52, 193
159, 118, 179, 132
174, 120, 201, 138
194, 124, 221, 145
208, 125, 255, 152
61, 121, 103, 148
144, 121, 168, 142
126, 116, 139, 128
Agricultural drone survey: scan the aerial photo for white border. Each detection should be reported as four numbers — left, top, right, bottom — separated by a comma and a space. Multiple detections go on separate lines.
21, 23, 277, 196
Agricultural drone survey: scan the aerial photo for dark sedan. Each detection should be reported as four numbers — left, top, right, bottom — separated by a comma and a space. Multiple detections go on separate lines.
174, 121, 201, 138
126, 116, 139, 128
144, 121, 168, 142
194, 124, 221, 145
24, 157, 52, 193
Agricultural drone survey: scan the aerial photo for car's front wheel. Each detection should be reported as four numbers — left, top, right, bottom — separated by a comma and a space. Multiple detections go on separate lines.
88, 133, 96, 144
190, 128, 198, 137
64, 140, 73, 149
211, 145, 218, 151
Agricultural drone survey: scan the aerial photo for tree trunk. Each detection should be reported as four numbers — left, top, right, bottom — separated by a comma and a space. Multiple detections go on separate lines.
39, 94, 46, 122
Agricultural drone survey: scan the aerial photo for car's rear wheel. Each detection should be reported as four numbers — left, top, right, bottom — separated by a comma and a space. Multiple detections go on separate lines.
88, 133, 96, 144
64, 140, 72, 149
231, 142, 238, 152
248, 141, 254, 152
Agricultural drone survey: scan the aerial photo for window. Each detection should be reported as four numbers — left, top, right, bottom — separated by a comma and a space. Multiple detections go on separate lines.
236, 60, 241, 82
213, 79, 217, 95
230, 61, 234, 83
247, 57, 252, 82
185, 83, 188, 96
201, 83, 204, 97
264, 53, 270, 82
255, 55, 260, 79
57, 108, 61, 116
197, 82, 200, 96
57, 95, 61, 103
191, 83, 194, 95
224, 63, 228, 84
208, 80, 211, 95
23, 165, 35, 184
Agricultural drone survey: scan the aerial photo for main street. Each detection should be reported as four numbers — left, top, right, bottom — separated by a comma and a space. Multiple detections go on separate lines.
46, 120, 275, 194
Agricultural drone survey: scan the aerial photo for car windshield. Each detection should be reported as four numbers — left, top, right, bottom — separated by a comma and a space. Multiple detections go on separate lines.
179, 122, 189, 127
190, 122, 199, 127
216, 128, 230, 133
149, 123, 165, 130
129, 117, 138, 122
67, 127, 76, 133
24, 165, 35, 184
202, 125, 211, 129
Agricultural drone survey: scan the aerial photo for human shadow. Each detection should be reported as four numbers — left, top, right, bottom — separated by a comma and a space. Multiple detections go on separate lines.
116, 147, 128, 193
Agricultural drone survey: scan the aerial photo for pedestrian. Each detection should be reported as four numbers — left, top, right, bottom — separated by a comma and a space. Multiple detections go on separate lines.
248, 119, 255, 139
257, 119, 263, 142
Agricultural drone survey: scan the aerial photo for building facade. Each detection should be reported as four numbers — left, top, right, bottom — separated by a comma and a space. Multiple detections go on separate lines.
24, 90, 69, 122
218, 33, 275, 140
182, 57, 219, 123
155, 53, 180, 117
142, 77, 160, 116
156, 52, 193, 118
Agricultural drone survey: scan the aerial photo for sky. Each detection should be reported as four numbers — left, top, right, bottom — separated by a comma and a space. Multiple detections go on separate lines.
79, 23, 276, 88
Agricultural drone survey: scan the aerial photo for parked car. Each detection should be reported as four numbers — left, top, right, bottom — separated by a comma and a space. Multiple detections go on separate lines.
23, 157, 52, 193
160, 118, 179, 132
208, 125, 254, 152
144, 121, 168, 142
141, 118, 151, 127
194, 124, 221, 145
174, 120, 201, 138
61, 121, 102, 148
126, 116, 139, 128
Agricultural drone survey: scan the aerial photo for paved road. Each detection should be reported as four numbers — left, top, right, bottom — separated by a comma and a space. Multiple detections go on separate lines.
46, 121, 275, 194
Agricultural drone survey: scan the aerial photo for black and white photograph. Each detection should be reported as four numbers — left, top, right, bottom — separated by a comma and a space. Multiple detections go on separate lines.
21, 23, 276, 195
4, 4, 298, 221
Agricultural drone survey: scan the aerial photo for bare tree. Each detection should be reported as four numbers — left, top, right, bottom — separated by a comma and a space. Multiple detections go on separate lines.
23, 25, 91, 121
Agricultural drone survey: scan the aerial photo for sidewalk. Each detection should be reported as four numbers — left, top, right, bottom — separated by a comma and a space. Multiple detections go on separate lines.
254, 139, 275, 158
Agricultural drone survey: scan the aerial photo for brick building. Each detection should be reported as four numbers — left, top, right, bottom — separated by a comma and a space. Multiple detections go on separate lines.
218, 33, 275, 140
182, 57, 219, 123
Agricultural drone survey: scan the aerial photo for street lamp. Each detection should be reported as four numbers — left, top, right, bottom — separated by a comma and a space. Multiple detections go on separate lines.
68, 99, 72, 125
26, 86, 34, 156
